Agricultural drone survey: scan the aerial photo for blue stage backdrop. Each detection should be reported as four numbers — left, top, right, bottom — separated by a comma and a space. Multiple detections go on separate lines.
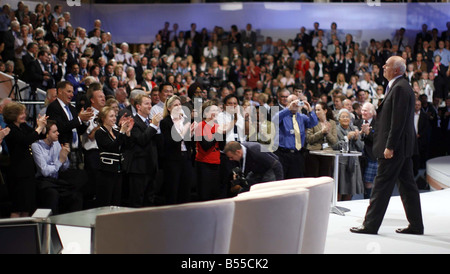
6, 1, 450, 46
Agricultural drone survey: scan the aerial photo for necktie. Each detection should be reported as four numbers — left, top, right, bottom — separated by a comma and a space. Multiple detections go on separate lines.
65, 105, 78, 144
292, 114, 302, 151
145, 118, 150, 127
385, 85, 390, 96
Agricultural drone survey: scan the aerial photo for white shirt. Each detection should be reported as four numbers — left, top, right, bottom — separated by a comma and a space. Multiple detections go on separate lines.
82, 107, 100, 151
387, 74, 403, 91
216, 111, 246, 143
359, 80, 378, 98
57, 98, 80, 148
149, 101, 164, 119
414, 110, 420, 135
14, 36, 32, 59
171, 114, 188, 151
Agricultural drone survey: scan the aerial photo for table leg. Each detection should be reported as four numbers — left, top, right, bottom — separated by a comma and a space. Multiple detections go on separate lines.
41, 223, 51, 254
330, 154, 350, 216
90, 227, 95, 254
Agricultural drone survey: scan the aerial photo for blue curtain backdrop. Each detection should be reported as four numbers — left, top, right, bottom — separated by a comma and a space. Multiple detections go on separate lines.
43, 2, 450, 44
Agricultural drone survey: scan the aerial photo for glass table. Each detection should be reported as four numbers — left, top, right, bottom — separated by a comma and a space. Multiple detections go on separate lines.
309, 150, 362, 216
39, 206, 135, 254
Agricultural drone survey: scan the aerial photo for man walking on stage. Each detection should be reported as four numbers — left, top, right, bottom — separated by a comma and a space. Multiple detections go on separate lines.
350, 56, 424, 235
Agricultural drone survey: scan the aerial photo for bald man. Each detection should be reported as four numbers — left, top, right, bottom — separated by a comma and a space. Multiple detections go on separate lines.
272, 91, 318, 179
351, 56, 424, 235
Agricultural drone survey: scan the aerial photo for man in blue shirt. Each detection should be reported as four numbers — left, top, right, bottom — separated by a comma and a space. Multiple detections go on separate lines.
0, 4, 11, 33
272, 92, 318, 178
31, 120, 83, 214
434, 40, 450, 67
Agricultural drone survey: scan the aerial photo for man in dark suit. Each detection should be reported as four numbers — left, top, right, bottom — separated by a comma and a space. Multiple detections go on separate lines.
65, 40, 80, 71
92, 33, 114, 63
122, 94, 162, 207
351, 56, 424, 235
241, 23, 257, 60
44, 22, 60, 46
46, 81, 93, 205
26, 50, 53, 91
354, 102, 377, 199
224, 141, 284, 195
413, 99, 431, 175
46, 81, 93, 160
180, 38, 197, 62
22, 42, 38, 68
135, 56, 150, 84
185, 23, 201, 48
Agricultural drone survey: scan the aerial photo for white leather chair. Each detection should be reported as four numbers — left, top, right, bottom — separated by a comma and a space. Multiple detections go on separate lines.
94, 199, 235, 254
250, 177, 334, 254
229, 188, 309, 254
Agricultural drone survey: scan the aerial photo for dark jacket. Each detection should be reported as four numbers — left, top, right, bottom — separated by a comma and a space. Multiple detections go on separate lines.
373, 77, 417, 158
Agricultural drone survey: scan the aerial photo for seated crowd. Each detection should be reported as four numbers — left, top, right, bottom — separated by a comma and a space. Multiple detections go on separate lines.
0, 2, 449, 218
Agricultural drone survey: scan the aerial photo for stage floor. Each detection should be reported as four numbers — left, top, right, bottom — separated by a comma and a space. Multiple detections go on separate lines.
325, 188, 450, 254
56, 188, 450, 254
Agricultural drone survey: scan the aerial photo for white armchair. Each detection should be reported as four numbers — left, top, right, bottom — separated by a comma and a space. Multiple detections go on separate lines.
94, 199, 235, 254
250, 176, 334, 254
229, 188, 309, 254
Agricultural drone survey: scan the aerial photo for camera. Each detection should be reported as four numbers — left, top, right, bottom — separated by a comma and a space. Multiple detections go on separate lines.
297, 100, 305, 107
231, 167, 248, 188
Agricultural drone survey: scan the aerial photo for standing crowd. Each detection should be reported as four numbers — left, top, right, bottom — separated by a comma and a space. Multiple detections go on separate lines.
0, 2, 449, 218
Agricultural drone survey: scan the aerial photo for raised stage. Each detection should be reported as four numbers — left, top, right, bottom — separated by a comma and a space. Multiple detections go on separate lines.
325, 188, 450, 254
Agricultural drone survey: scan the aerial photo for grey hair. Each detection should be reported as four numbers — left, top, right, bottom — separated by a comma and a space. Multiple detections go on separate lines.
393, 57, 407, 75
130, 89, 146, 100
337, 108, 351, 120
362, 102, 377, 116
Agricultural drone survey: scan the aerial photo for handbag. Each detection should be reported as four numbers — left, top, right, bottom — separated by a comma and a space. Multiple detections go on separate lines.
99, 152, 123, 165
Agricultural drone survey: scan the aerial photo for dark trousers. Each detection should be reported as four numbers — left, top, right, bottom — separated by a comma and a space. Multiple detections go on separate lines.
128, 173, 154, 208
219, 153, 239, 198
275, 149, 305, 179
162, 153, 193, 205
305, 153, 334, 178
362, 156, 424, 232
82, 149, 100, 200
196, 161, 220, 201
36, 176, 83, 215
96, 171, 122, 207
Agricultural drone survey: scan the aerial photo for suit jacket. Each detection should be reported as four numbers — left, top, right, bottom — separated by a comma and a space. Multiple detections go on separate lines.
4, 123, 41, 179
373, 77, 417, 158
22, 52, 35, 68
122, 115, 158, 174
44, 31, 59, 45
92, 43, 114, 62
95, 126, 129, 173
66, 49, 79, 69
46, 99, 88, 145
1, 30, 15, 62
26, 59, 54, 90
438, 106, 450, 134
242, 142, 284, 181
241, 30, 257, 48
135, 63, 149, 83
412, 61, 427, 74
355, 118, 377, 161
159, 115, 193, 162
416, 110, 430, 151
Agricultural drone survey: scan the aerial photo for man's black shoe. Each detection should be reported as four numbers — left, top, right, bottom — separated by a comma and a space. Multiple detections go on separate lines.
349, 225, 378, 235
395, 226, 424, 235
